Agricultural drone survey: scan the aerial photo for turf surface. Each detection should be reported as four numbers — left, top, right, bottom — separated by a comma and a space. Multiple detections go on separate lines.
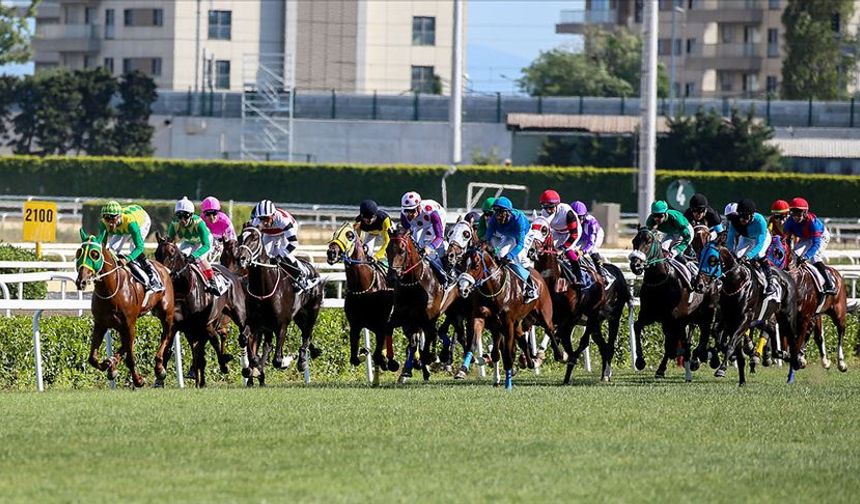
1, 364, 859, 503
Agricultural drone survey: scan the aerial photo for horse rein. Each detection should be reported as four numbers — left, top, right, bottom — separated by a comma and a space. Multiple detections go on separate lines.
388, 235, 426, 286
238, 227, 284, 299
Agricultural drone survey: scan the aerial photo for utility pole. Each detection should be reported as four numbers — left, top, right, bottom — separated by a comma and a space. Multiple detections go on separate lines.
669, 6, 684, 118
194, 0, 201, 93
444, 0, 464, 209
285, 0, 298, 162
637, 0, 658, 223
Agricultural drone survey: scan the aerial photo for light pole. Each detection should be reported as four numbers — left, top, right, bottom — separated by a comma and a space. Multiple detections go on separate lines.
669, 6, 685, 118
638, 0, 658, 223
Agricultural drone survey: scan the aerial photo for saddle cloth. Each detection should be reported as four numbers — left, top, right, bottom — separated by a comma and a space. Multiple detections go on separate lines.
802, 262, 828, 294
190, 264, 232, 295
127, 260, 164, 291
668, 258, 698, 289
555, 258, 615, 293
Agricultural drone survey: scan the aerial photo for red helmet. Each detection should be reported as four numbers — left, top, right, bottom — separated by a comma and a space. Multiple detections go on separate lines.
539, 189, 561, 205
770, 200, 790, 215
789, 197, 809, 211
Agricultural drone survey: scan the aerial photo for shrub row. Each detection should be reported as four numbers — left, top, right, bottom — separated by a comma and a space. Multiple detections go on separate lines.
2, 156, 858, 217
1, 309, 857, 390
0, 243, 47, 299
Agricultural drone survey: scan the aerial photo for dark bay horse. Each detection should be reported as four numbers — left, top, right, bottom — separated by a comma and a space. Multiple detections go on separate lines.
74, 230, 175, 387
326, 223, 399, 377
629, 228, 716, 381
530, 226, 631, 383
236, 224, 324, 385
695, 243, 798, 386
456, 245, 556, 389
444, 220, 487, 378
386, 226, 458, 383
155, 235, 252, 387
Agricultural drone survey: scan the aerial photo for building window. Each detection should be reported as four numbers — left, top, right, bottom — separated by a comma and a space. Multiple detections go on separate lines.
105, 9, 114, 39
832, 12, 841, 33
766, 75, 778, 93
104, 57, 114, 74
153, 9, 163, 26
411, 65, 436, 93
685, 82, 695, 97
720, 73, 733, 92
208, 10, 231, 40
215, 60, 230, 89
412, 16, 435, 46
124, 8, 163, 27
721, 25, 734, 43
85, 7, 96, 25
769, 0, 780, 9
742, 73, 758, 93
767, 29, 779, 57
122, 57, 161, 77
84, 55, 93, 69
658, 39, 681, 56
151, 58, 161, 76
686, 38, 697, 54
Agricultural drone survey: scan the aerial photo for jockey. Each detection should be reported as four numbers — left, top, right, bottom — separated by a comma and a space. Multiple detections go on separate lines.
783, 197, 836, 294
768, 199, 790, 238
97, 200, 162, 292
538, 189, 583, 286
250, 199, 311, 291
684, 193, 724, 239
400, 191, 450, 286
476, 197, 496, 242
572, 200, 605, 269
167, 197, 219, 295
645, 200, 693, 263
353, 199, 392, 263
200, 196, 236, 262
726, 198, 776, 295
487, 196, 538, 302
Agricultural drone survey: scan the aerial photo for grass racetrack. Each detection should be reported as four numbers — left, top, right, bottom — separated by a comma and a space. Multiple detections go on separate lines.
2, 365, 860, 503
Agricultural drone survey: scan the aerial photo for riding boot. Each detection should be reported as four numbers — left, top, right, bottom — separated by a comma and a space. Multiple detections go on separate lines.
205, 276, 220, 295
139, 258, 163, 292
280, 257, 310, 291
523, 275, 538, 302
590, 252, 606, 276
569, 258, 585, 288
814, 261, 836, 294
759, 259, 777, 296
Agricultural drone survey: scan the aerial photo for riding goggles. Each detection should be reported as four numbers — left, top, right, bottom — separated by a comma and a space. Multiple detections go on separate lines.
203, 210, 218, 217
101, 213, 120, 222
175, 211, 193, 220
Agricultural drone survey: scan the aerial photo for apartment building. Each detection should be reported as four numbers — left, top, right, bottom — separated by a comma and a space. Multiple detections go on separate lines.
31, 0, 459, 94
556, 0, 856, 98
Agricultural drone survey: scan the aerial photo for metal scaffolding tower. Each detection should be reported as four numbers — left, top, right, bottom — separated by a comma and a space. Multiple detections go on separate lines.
240, 53, 294, 161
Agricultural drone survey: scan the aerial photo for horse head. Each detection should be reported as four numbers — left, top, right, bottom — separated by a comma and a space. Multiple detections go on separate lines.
327, 223, 358, 265
154, 233, 186, 277
455, 245, 490, 298
220, 239, 242, 273
386, 226, 418, 283
75, 228, 107, 290
445, 220, 476, 270
526, 215, 554, 262
628, 227, 660, 276
694, 241, 724, 293
237, 224, 264, 269
691, 225, 712, 257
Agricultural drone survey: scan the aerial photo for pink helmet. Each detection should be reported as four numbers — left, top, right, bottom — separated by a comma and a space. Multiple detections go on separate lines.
201, 196, 221, 212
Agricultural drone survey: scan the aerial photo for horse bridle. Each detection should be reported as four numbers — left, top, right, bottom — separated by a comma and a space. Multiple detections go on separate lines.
629, 230, 667, 268
389, 235, 426, 285
464, 249, 508, 298
239, 227, 278, 269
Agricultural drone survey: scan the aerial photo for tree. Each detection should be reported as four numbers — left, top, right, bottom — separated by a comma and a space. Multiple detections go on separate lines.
0, 75, 16, 143
0, 0, 39, 65
518, 28, 669, 98
73, 68, 118, 155
657, 108, 782, 172
537, 135, 634, 167
781, 0, 859, 100
11, 71, 82, 155
114, 71, 158, 157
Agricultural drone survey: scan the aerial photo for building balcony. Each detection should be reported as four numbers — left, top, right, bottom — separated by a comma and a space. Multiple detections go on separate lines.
686, 0, 766, 24
686, 43, 764, 71
34, 0, 61, 20
556, 9, 622, 34
33, 23, 101, 53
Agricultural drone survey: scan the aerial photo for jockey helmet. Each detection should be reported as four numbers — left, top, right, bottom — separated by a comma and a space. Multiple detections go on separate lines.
254, 199, 276, 218
539, 189, 561, 206
481, 197, 496, 213
650, 200, 669, 214
789, 197, 809, 211
359, 199, 378, 218
571, 201, 588, 216
770, 199, 790, 215
737, 198, 756, 215
493, 196, 513, 211
175, 197, 194, 215
401, 191, 421, 211
690, 193, 708, 210
201, 196, 221, 212
100, 200, 122, 217
724, 202, 737, 216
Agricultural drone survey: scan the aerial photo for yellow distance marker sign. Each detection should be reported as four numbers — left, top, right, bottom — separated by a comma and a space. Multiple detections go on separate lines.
22, 201, 58, 243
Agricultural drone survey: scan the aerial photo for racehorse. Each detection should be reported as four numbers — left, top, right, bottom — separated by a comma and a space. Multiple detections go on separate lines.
154, 235, 251, 387
629, 228, 717, 381
220, 238, 244, 275
456, 244, 556, 389
690, 224, 715, 257
326, 223, 399, 376
386, 226, 457, 383
694, 242, 798, 386
528, 216, 631, 383
236, 223, 324, 385
74, 230, 175, 387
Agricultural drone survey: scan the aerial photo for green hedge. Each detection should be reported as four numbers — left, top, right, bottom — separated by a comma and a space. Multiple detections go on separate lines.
0, 243, 47, 299
80, 200, 254, 237
0, 309, 857, 390
2, 156, 860, 217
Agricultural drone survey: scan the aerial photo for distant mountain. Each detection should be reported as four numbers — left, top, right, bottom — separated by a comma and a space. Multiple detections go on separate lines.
466, 43, 532, 95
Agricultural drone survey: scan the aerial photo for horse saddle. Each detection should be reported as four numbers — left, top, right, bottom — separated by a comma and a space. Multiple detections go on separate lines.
127, 260, 163, 292
801, 262, 831, 297
582, 255, 616, 290
668, 258, 698, 289
558, 260, 595, 292
190, 263, 232, 296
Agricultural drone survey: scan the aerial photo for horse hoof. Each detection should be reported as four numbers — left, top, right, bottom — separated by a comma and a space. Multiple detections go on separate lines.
689, 358, 701, 372
798, 356, 807, 369
454, 367, 468, 380
654, 371, 665, 379
493, 381, 501, 388
244, 378, 254, 387
838, 360, 848, 373
221, 354, 235, 365
751, 355, 761, 366
821, 358, 832, 370
443, 364, 452, 373
714, 369, 726, 378
387, 359, 400, 372
518, 353, 528, 368
762, 356, 773, 367
600, 376, 610, 383
107, 368, 118, 381
251, 367, 261, 378
397, 375, 408, 385
152, 378, 165, 388
132, 376, 145, 388
155, 366, 167, 380
635, 357, 646, 371
350, 356, 362, 367
219, 364, 229, 374
241, 367, 251, 378
309, 346, 322, 359
709, 354, 721, 370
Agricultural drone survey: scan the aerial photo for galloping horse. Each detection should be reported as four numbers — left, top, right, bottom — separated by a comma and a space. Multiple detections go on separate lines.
629, 228, 716, 380
386, 226, 456, 383
529, 216, 631, 383
155, 235, 251, 387
695, 243, 798, 386
444, 219, 487, 377
326, 223, 399, 374
456, 244, 556, 389
74, 230, 175, 387
236, 224, 324, 385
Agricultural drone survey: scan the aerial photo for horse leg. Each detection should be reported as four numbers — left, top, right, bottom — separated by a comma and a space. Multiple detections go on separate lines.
633, 316, 651, 371
190, 335, 206, 388
830, 306, 848, 373
812, 317, 831, 370
491, 331, 502, 387
272, 324, 291, 370
119, 324, 145, 388
502, 322, 516, 390
295, 312, 317, 376
398, 330, 418, 384
349, 325, 362, 367
87, 323, 109, 372
715, 328, 744, 378
385, 331, 399, 372
154, 321, 177, 381
591, 324, 612, 382
655, 323, 675, 379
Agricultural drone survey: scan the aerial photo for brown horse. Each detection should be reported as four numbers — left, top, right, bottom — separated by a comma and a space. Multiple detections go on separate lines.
456, 244, 556, 389
74, 230, 175, 387
236, 224, 324, 385
326, 223, 399, 375
154, 235, 252, 387
386, 226, 457, 383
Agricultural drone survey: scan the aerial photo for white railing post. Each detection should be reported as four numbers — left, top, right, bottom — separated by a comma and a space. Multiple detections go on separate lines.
363, 328, 374, 385
628, 303, 637, 369
173, 333, 185, 389
32, 310, 44, 392
105, 330, 115, 389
